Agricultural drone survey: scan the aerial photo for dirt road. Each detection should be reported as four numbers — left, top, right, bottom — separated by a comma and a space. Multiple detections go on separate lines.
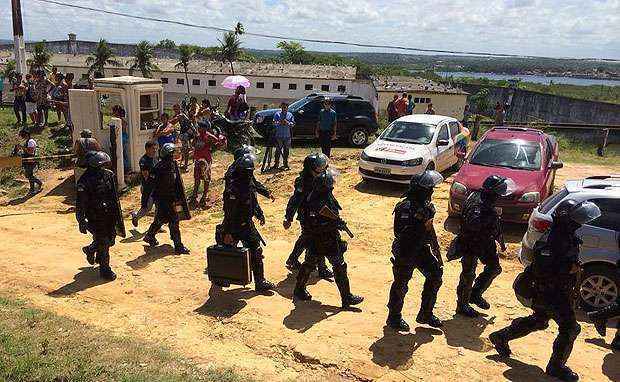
0, 150, 618, 381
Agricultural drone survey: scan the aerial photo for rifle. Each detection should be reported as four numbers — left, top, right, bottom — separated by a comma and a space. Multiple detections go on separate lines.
319, 205, 354, 238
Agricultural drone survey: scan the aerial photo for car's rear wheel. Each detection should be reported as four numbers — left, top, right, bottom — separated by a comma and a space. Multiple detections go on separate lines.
579, 264, 619, 311
348, 127, 369, 147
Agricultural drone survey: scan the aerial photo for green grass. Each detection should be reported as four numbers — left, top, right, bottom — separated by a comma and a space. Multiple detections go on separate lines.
0, 295, 251, 382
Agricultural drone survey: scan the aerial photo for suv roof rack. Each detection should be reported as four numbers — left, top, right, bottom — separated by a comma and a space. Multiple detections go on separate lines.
492, 127, 542, 133
306, 93, 363, 100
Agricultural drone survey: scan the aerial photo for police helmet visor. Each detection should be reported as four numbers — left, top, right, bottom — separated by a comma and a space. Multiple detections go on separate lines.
417, 170, 444, 189
326, 168, 340, 186
568, 201, 601, 225
312, 153, 329, 173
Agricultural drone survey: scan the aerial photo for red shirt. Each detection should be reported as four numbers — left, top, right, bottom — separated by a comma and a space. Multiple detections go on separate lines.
194, 130, 220, 162
394, 97, 408, 117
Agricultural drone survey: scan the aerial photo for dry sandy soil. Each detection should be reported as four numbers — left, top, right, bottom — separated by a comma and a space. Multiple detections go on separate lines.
0, 149, 618, 382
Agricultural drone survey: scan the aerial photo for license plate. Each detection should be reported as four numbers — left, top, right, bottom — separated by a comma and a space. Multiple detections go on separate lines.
374, 167, 391, 175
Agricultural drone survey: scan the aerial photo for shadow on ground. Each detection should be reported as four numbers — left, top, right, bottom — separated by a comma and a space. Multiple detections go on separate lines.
45, 175, 76, 206
486, 354, 551, 382
47, 266, 112, 297
195, 283, 273, 319
442, 314, 494, 352
370, 326, 443, 369
126, 244, 177, 270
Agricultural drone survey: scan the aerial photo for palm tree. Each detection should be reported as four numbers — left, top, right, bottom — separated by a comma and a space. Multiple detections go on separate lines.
218, 22, 244, 75
27, 41, 52, 72
175, 45, 194, 94
127, 40, 159, 78
1, 60, 17, 84
86, 39, 123, 78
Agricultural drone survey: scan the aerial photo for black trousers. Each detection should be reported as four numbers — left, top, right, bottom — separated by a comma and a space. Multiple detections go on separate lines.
388, 244, 443, 319
23, 163, 42, 192
14, 98, 27, 123
86, 224, 116, 273
318, 131, 333, 158
231, 224, 267, 282
456, 245, 502, 307
288, 232, 329, 272
295, 230, 352, 301
147, 200, 182, 247
494, 293, 580, 368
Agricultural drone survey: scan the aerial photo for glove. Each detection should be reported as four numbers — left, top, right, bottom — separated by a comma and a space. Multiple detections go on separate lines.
79, 221, 88, 234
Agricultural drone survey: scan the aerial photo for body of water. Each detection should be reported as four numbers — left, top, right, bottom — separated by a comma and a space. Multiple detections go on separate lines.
437, 71, 620, 87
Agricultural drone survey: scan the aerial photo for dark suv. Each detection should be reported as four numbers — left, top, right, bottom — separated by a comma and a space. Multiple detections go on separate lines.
252, 93, 379, 147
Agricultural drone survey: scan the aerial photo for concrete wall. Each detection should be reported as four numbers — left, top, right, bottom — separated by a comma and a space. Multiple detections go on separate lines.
460, 83, 620, 125
377, 91, 467, 120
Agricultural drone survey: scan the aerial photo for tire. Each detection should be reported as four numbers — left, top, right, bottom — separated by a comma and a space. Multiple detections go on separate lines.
348, 126, 369, 147
579, 264, 620, 311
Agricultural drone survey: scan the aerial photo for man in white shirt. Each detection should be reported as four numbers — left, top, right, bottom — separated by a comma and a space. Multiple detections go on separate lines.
15, 129, 43, 194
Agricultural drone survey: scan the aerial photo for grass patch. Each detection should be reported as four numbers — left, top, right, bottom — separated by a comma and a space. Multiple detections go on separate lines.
0, 295, 251, 382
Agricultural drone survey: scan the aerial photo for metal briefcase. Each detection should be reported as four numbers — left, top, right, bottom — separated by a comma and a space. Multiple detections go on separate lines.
206, 245, 252, 286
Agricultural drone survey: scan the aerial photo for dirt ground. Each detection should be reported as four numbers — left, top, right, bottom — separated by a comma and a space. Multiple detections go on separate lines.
0, 149, 618, 382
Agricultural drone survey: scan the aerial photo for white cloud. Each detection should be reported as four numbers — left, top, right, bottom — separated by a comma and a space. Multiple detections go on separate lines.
0, 0, 618, 59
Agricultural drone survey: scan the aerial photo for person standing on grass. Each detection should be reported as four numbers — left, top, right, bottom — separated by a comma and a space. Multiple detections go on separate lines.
11, 74, 27, 126
190, 121, 225, 209
315, 99, 337, 158
24, 74, 38, 127
407, 94, 415, 115
273, 102, 295, 170
59, 73, 74, 133
131, 141, 158, 227
387, 94, 398, 122
33, 69, 52, 128
14, 129, 43, 195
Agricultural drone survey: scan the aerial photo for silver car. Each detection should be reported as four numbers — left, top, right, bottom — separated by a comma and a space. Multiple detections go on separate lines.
519, 175, 620, 310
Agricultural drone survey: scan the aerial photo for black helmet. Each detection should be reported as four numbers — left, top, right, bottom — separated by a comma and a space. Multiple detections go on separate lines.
233, 145, 256, 160
305, 153, 328, 174
409, 170, 444, 190
80, 129, 93, 138
313, 170, 335, 192
553, 199, 601, 225
236, 153, 255, 171
160, 143, 176, 158
85, 151, 111, 168
481, 175, 516, 197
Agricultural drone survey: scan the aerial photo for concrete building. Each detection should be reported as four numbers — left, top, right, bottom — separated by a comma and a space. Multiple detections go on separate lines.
374, 76, 468, 119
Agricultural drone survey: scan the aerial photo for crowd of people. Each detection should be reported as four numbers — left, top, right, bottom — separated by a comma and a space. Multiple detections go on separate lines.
386, 92, 436, 122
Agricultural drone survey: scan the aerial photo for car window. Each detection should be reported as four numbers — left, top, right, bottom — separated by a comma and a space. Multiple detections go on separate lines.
438, 124, 449, 141
333, 101, 349, 115
470, 138, 542, 170
301, 101, 322, 115
539, 187, 569, 214
587, 198, 620, 231
379, 121, 436, 145
449, 122, 460, 138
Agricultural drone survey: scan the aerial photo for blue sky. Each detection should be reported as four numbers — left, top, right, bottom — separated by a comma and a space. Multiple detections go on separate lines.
1, 0, 619, 59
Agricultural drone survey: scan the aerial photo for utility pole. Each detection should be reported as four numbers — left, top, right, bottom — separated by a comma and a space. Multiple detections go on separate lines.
11, 0, 27, 74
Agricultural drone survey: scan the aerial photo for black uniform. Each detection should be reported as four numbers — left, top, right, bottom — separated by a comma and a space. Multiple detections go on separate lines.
144, 157, 189, 251
456, 192, 503, 312
221, 168, 273, 291
293, 180, 362, 308
490, 222, 582, 380
138, 154, 157, 208
76, 166, 125, 279
387, 198, 443, 327
285, 172, 331, 274
588, 298, 620, 350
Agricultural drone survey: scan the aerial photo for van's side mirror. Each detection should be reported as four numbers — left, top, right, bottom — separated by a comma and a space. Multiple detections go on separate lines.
550, 161, 563, 170
437, 139, 449, 147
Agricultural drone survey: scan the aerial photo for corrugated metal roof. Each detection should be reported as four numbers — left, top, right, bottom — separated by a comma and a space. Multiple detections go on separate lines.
373, 75, 468, 95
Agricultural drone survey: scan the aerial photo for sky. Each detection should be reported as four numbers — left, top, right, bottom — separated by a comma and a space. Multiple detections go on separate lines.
1, 0, 619, 59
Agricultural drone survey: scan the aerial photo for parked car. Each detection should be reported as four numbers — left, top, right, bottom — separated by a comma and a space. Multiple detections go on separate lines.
449, 127, 563, 223
252, 93, 379, 147
519, 175, 620, 310
358, 114, 470, 184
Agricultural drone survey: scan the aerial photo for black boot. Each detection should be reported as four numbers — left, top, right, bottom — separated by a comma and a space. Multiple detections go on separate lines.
98, 249, 116, 281
416, 312, 443, 328
82, 245, 95, 265
470, 294, 491, 310
252, 257, 274, 292
317, 259, 334, 279
174, 244, 190, 254
546, 365, 579, 382
293, 263, 313, 301
333, 263, 363, 308
143, 234, 159, 247
386, 313, 410, 332
456, 304, 480, 318
489, 331, 512, 358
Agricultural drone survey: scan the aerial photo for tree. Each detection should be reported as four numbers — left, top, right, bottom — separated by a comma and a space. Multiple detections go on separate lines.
27, 41, 52, 72
175, 45, 194, 94
276, 41, 311, 65
155, 39, 176, 50
218, 22, 244, 75
469, 88, 491, 140
86, 39, 123, 78
127, 40, 159, 78
1, 60, 17, 83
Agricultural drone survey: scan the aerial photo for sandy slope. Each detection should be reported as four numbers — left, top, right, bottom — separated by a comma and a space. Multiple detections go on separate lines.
0, 150, 617, 382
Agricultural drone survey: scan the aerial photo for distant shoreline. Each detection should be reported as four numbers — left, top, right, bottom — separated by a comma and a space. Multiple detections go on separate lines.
435, 71, 620, 86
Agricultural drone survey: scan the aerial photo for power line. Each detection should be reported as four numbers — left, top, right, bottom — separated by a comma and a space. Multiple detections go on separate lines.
30, 0, 620, 62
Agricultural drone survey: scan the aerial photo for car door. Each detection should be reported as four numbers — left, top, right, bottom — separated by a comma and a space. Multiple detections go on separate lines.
579, 198, 620, 264
434, 122, 453, 170
294, 100, 321, 138
333, 100, 351, 137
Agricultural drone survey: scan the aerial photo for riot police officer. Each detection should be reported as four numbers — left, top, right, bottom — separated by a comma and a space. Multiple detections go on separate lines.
221, 153, 275, 292
456, 175, 513, 317
143, 143, 190, 254
283, 153, 333, 279
293, 171, 363, 309
387, 170, 444, 331
228, 145, 273, 201
489, 199, 601, 382
588, 298, 620, 351
76, 151, 125, 280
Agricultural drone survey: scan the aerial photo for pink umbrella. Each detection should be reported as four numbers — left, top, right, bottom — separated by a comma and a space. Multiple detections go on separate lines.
221, 75, 251, 90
